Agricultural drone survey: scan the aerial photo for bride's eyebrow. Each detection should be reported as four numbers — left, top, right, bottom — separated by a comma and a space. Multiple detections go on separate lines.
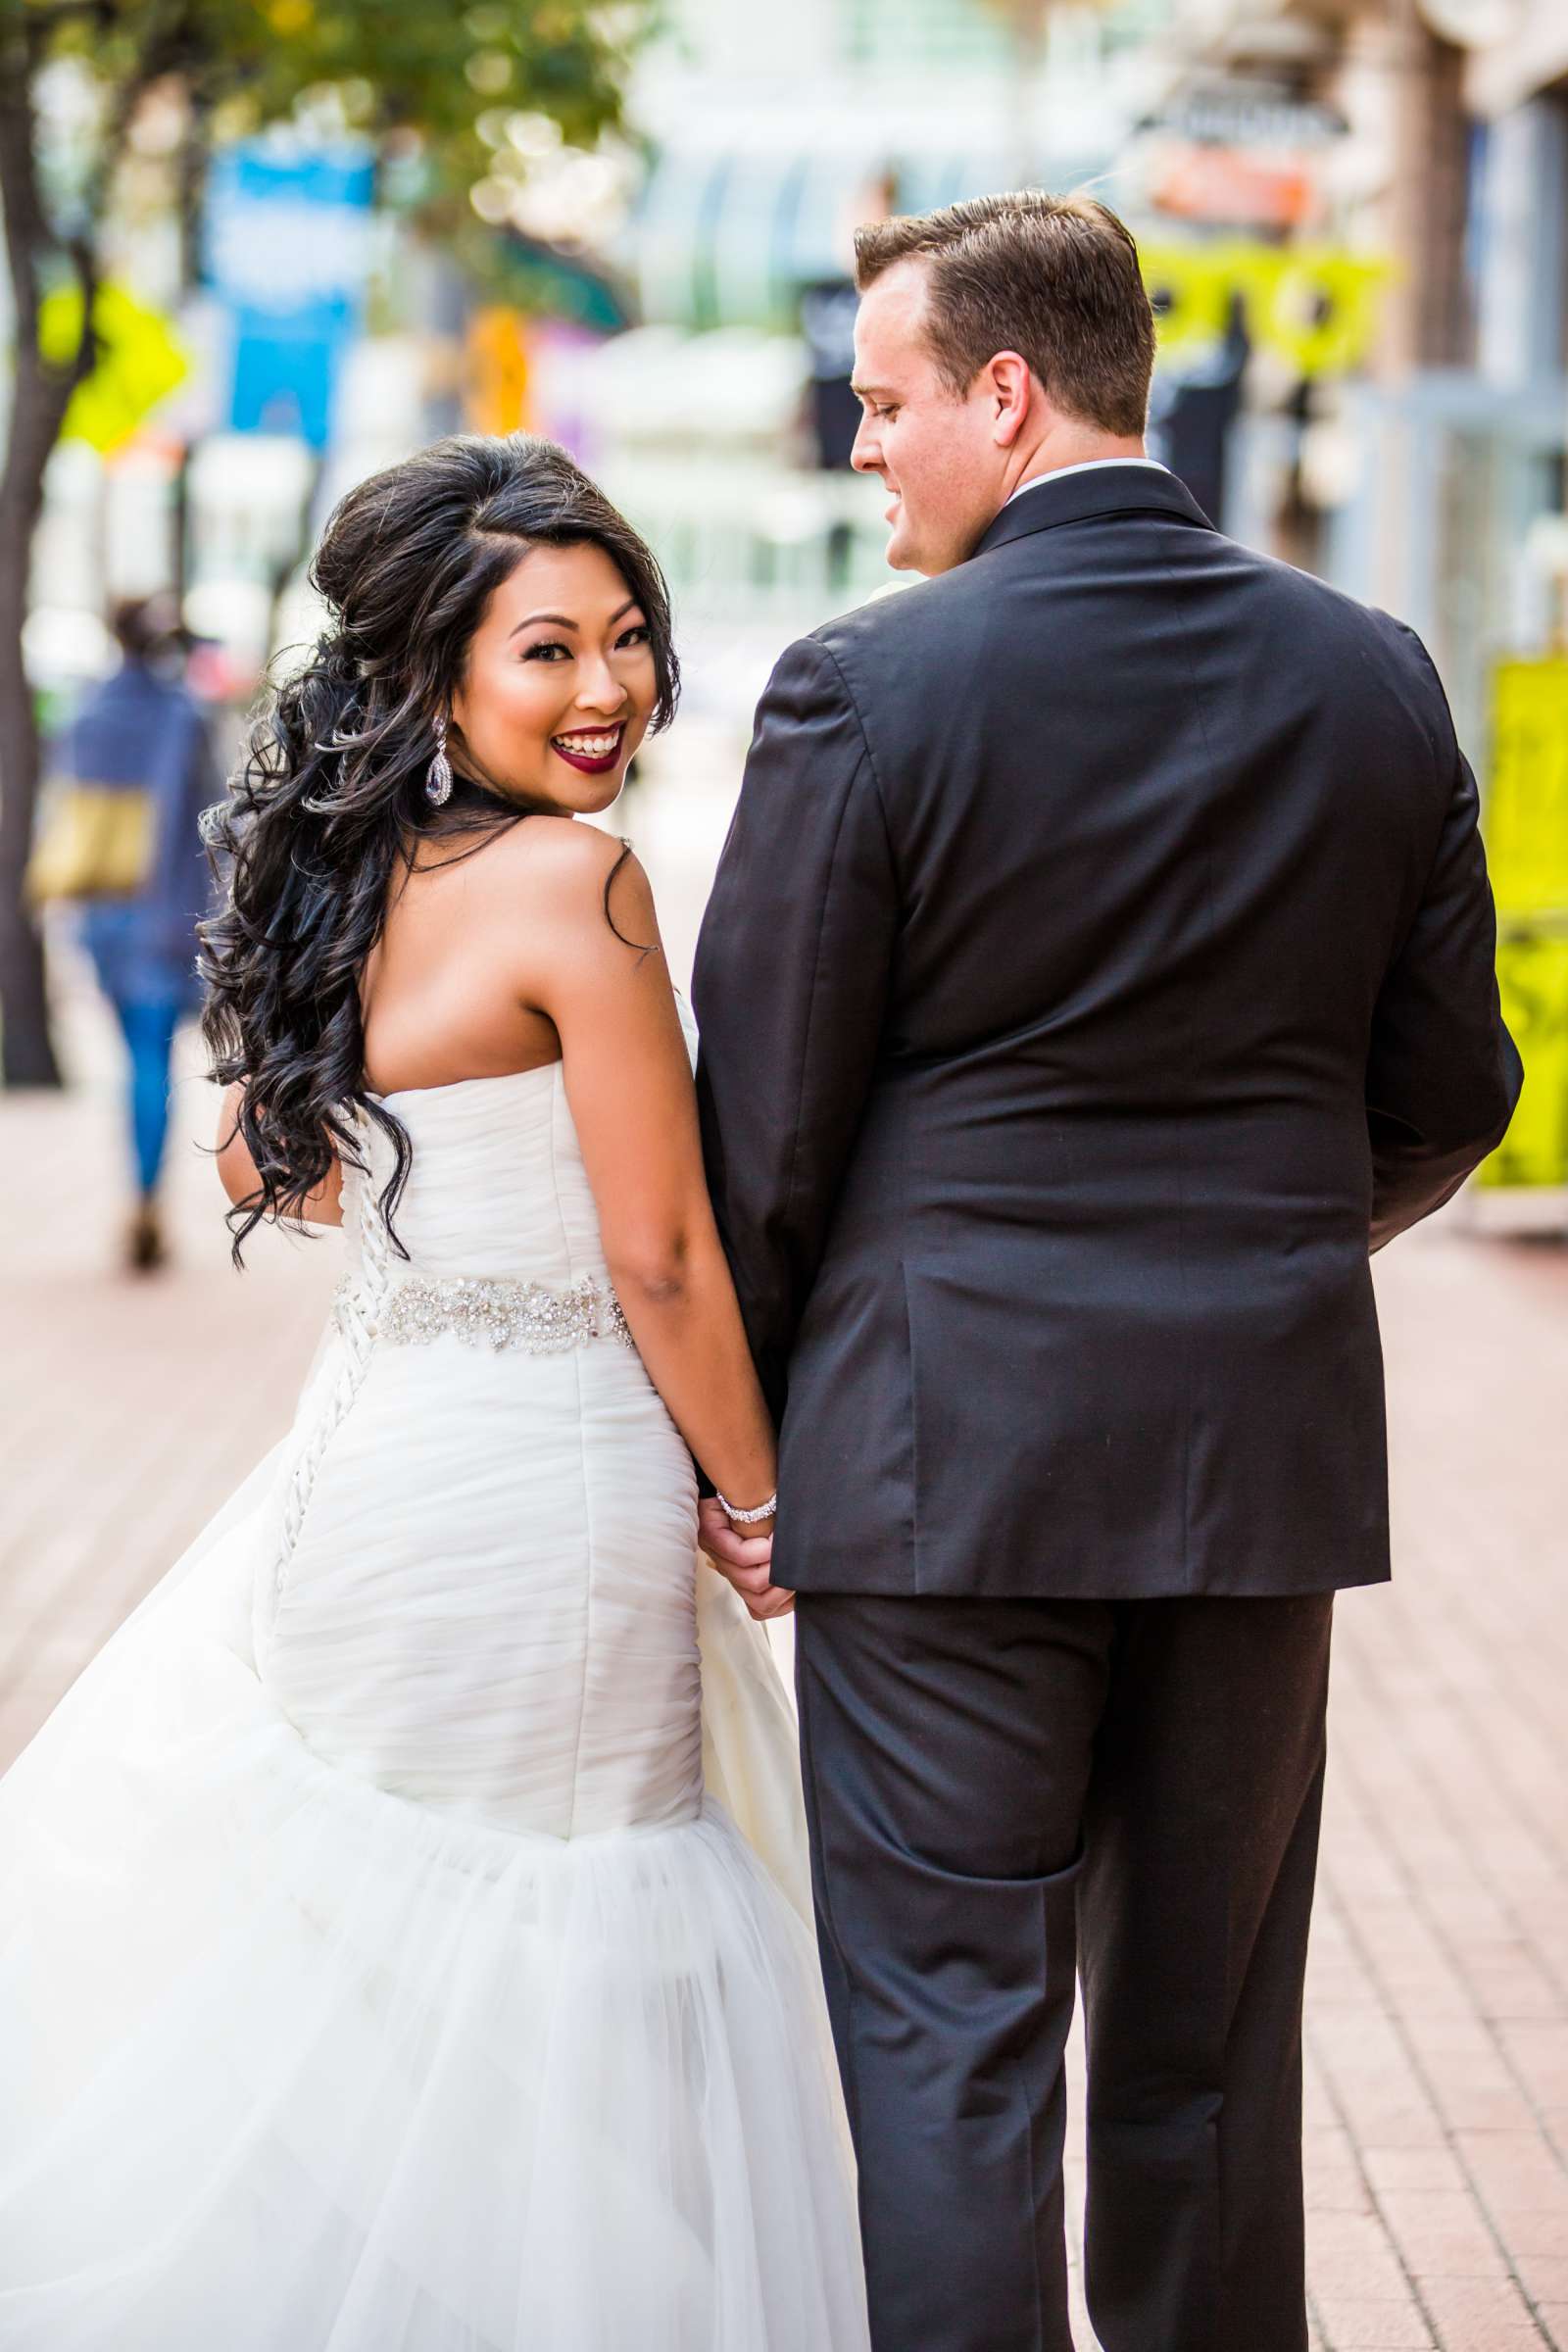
510, 612, 575, 637
509, 598, 640, 640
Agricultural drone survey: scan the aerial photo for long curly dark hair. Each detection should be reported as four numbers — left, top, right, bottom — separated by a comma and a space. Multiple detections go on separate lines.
200, 434, 679, 1263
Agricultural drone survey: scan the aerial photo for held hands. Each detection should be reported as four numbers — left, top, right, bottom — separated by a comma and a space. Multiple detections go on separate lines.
697, 1497, 795, 1622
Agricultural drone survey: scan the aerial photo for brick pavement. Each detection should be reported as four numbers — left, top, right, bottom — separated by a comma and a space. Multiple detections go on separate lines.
0, 1012, 339, 1768
1302, 1228, 1568, 2352
1, 934, 1564, 2350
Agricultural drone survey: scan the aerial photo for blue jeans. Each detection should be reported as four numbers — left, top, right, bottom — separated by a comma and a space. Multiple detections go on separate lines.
111, 996, 181, 1197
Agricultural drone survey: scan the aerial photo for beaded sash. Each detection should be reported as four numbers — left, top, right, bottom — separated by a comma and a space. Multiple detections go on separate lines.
336, 1269, 634, 1356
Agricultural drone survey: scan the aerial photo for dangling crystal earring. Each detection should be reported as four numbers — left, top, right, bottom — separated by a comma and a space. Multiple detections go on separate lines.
426, 712, 453, 807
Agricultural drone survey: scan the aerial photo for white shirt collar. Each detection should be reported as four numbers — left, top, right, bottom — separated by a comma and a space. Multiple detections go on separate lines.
1004, 457, 1171, 508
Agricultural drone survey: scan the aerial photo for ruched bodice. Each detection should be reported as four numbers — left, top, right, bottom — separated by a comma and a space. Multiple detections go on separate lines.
352, 1062, 612, 1290
254, 1057, 704, 1842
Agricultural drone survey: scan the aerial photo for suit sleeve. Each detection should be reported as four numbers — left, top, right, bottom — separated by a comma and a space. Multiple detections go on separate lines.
1365, 639, 1522, 1251
692, 634, 898, 1420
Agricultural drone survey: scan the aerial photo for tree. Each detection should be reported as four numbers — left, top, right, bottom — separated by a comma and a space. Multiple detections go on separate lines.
0, 0, 643, 1086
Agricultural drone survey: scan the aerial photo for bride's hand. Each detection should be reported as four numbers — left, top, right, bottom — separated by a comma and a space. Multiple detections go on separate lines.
698, 1498, 796, 1622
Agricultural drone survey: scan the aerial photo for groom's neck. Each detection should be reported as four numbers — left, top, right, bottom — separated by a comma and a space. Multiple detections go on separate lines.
1003, 426, 1150, 510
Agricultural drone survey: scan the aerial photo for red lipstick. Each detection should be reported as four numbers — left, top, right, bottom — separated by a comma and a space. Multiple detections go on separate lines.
551, 722, 625, 776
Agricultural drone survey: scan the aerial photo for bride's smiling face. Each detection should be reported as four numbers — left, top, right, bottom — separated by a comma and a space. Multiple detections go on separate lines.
448, 540, 658, 815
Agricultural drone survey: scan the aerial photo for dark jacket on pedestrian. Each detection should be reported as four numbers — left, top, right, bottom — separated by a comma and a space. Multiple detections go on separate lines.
62, 659, 220, 1012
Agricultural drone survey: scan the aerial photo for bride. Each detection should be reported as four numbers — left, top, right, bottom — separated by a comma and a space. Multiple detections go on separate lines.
0, 436, 869, 2350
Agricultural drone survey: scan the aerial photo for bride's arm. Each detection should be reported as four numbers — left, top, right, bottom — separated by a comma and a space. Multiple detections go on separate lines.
215, 1083, 344, 1228
517, 823, 780, 1540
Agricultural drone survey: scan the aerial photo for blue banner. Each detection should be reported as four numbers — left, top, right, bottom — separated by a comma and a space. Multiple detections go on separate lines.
206, 139, 375, 450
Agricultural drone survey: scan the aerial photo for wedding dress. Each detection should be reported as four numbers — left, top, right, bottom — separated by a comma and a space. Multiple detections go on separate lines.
0, 1012, 868, 2350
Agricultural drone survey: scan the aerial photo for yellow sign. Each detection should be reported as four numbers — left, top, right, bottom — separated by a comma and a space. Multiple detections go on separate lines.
1487, 658, 1568, 916
1141, 243, 1392, 379
1479, 658, 1568, 1187
1138, 245, 1235, 355
38, 281, 189, 455
1480, 929, 1568, 1190
465, 308, 532, 438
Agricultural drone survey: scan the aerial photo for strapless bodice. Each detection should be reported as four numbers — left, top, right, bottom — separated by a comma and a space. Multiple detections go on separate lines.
349, 1061, 611, 1293
255, 1039, 704, 1843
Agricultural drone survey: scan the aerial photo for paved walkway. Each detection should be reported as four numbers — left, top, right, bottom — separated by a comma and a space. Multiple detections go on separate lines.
1302, 1229, 1568, 2352
1, 820, 1564, 2350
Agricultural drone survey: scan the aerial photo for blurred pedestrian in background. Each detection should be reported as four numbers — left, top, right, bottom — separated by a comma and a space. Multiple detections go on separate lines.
27, 596, 220, 1274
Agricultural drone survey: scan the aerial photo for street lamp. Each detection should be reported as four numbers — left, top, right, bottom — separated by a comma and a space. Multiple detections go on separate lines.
978, 0, 1106, 189
999, 0, 1051, 185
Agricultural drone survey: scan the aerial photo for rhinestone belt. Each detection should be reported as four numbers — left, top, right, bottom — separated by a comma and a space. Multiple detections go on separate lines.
335, 1270, 634, 1356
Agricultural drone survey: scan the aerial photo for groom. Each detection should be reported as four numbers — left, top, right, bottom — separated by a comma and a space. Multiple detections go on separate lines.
692, 193, 1520, 2352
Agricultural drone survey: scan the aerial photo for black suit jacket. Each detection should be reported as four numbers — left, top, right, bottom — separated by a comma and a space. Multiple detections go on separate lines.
692, 466, 1522, 1598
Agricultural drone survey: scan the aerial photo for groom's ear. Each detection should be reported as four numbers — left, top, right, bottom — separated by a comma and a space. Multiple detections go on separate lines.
986, 351, 1034, 447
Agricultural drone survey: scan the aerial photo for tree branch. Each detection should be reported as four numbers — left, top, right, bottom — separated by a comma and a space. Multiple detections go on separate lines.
41, 2, 208, 386
17, 2, 107, 28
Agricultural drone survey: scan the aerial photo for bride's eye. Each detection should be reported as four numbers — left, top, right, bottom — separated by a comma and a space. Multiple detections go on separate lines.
522, 640, 570, 662
615, 623, 651, 650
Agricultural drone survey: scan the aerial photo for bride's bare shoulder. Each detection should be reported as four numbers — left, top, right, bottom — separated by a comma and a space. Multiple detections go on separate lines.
484, 815, 657, 946
503, 812, 629, 880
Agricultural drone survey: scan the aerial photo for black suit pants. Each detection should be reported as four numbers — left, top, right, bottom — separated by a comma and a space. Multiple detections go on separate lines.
793, 1590, 1333, 2352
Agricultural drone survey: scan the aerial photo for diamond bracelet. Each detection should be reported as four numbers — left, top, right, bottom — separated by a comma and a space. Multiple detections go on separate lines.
714, 1490, 778, 1526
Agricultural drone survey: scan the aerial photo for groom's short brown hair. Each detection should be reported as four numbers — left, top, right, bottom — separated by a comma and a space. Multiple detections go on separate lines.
854, 192, 1155, 439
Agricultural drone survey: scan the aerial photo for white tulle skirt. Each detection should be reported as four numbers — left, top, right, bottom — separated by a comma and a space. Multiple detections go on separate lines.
0, 1455, 867, 2351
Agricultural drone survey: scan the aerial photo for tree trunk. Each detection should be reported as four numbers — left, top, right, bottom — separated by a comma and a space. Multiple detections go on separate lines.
0, 348, 72, 1088
0, 23, 68, 1086
0, 11, 154, 1087
171, 82, 213, 601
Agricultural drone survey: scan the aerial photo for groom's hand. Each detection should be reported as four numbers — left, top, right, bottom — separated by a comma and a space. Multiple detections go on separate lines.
698, 1497, 796, 1621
